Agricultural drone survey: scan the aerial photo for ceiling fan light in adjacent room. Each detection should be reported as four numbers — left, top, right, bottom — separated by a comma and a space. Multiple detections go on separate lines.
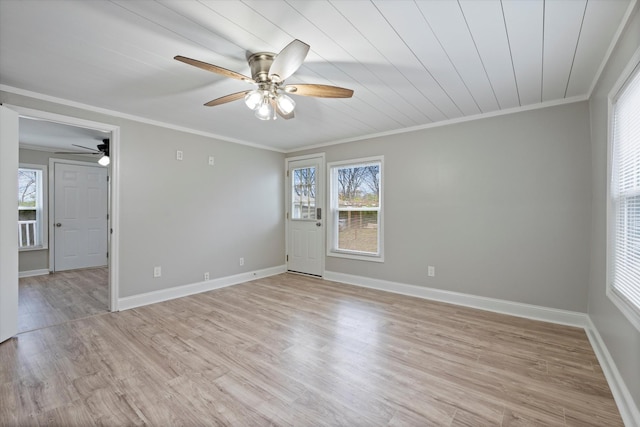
98, 155, 110, 166
276, 93, 296, 115
244, 90, 262, 110
255, 100, 273, 120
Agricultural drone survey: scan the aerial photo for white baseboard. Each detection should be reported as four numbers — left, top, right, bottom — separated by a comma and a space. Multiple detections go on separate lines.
115, 267, 637, 426
117, 264, 286, 311
324, 271, 639, 426
18, 269, 49, 278
323, 271, 589, 328
585, 318, 640, 427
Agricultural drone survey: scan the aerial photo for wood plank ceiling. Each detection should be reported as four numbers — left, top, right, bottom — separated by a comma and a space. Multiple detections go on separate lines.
0, 0, 633, 152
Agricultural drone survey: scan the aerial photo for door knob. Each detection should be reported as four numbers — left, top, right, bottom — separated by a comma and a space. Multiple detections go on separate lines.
55, 223, 62, 227
316, 222, 322, 227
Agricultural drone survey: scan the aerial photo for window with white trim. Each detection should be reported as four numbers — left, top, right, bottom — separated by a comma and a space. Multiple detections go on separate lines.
328, 157, 383, 262
18, 164, 47, 250
609, 61, 640, 330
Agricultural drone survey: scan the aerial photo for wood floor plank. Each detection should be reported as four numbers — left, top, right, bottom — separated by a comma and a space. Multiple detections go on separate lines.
1, 273, 624, 426
18, 268, 108, 333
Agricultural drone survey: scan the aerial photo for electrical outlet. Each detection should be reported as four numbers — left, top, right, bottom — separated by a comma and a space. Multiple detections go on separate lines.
239, 257, 244, 266
176, 150, 183, 161
208, 156, 215, 166
154, 266, 162, 278
204, 272, 210, 281
428, 266, 435, 277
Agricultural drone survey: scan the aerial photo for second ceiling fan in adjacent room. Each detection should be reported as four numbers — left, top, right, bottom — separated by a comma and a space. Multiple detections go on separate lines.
55, 139, 110, 166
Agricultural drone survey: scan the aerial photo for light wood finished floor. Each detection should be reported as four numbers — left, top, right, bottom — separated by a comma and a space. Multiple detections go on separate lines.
18, 268, 108, 333
1, 273, 622, 426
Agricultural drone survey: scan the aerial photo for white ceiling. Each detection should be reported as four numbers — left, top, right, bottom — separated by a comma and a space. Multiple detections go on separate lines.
0, 0, 633, 152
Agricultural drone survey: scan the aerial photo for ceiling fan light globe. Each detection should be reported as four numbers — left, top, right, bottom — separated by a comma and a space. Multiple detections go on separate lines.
255, 102, 273, 120
276, 94, 296, 114
98, 155, 110, 166
244, 90, 263, 110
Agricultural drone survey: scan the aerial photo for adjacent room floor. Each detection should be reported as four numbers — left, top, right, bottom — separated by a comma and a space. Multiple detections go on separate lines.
17, 267, 108, 333
1, 273, 622, 426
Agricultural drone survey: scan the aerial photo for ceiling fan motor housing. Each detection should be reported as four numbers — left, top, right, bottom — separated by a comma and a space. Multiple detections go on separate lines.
248, 52, 275, 83
98, 139, 109, 156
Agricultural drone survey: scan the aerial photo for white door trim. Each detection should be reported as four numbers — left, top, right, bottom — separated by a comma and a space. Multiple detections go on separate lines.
0, 105, 19, 342
7, 105, 121, 312
285, 153, 325, 277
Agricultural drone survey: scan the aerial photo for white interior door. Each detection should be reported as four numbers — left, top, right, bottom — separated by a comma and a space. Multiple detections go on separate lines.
54, 162, 108, 271
0, 105, 19, 343
287, 156, 324, 276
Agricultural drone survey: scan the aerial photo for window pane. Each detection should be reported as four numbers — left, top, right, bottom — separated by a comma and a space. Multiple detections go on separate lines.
18, 167, 42, 248
611, 64, 640, 324
329, 158, 383, 260
337, 164, 379, 208
338, 210, 378, 253
292, 167, 316, 220
18, 169, 38, 207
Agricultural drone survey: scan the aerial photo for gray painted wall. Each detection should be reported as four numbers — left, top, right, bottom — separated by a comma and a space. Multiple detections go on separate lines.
291, 102, 592, 312
2, 10, 637, 413
588, 4, 640, 411
2, 91, 285, 298
18, 148, 99, 273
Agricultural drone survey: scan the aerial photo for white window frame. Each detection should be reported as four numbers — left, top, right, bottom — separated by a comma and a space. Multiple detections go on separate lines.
607, 50, 640, 332
18, 163, 48, 251
327, 156, 384, 262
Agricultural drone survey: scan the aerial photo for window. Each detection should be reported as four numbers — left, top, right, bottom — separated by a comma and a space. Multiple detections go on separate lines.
609, 61, 640, 330
18, 164, 47, 250
328, 157, 383, 261
292, 166, 316, 220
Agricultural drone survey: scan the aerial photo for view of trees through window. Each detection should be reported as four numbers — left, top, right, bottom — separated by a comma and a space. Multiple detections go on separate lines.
292, 167, 316, 220
18, 169, 37, 208
336, 162, 380, 254
18, 168, 40, 247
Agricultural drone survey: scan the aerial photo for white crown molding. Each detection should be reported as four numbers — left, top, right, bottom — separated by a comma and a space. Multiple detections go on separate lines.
0, 85, 285, 154
117, 264, 286, 311
585, 317, 640, 427
3, 84, 590, 156
323, 271, 588, 328
19, 143, 64, 153
287, 95, 589, 153
587, 0, 639, 98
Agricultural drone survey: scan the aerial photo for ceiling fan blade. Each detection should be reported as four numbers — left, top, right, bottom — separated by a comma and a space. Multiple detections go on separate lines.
55, 151, 100, 155
284, 84, 354, 98
204, 91, 252, 107
175, 55, 254, 83
268, 39, 310, 82
271, 99, 294, 120
72, 144, 100, 152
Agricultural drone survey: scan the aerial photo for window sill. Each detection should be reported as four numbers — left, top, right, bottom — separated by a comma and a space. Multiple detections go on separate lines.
606, 286, 640, 333
19, 245, 48, 252
328, 250, 384, 263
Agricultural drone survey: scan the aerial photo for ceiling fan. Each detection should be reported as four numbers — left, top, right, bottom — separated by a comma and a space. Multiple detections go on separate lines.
55, 139, 110, 166
175, 39, 354, 120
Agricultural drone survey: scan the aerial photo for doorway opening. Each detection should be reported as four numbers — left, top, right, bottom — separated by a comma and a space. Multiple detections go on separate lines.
11, 106, 120, 333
